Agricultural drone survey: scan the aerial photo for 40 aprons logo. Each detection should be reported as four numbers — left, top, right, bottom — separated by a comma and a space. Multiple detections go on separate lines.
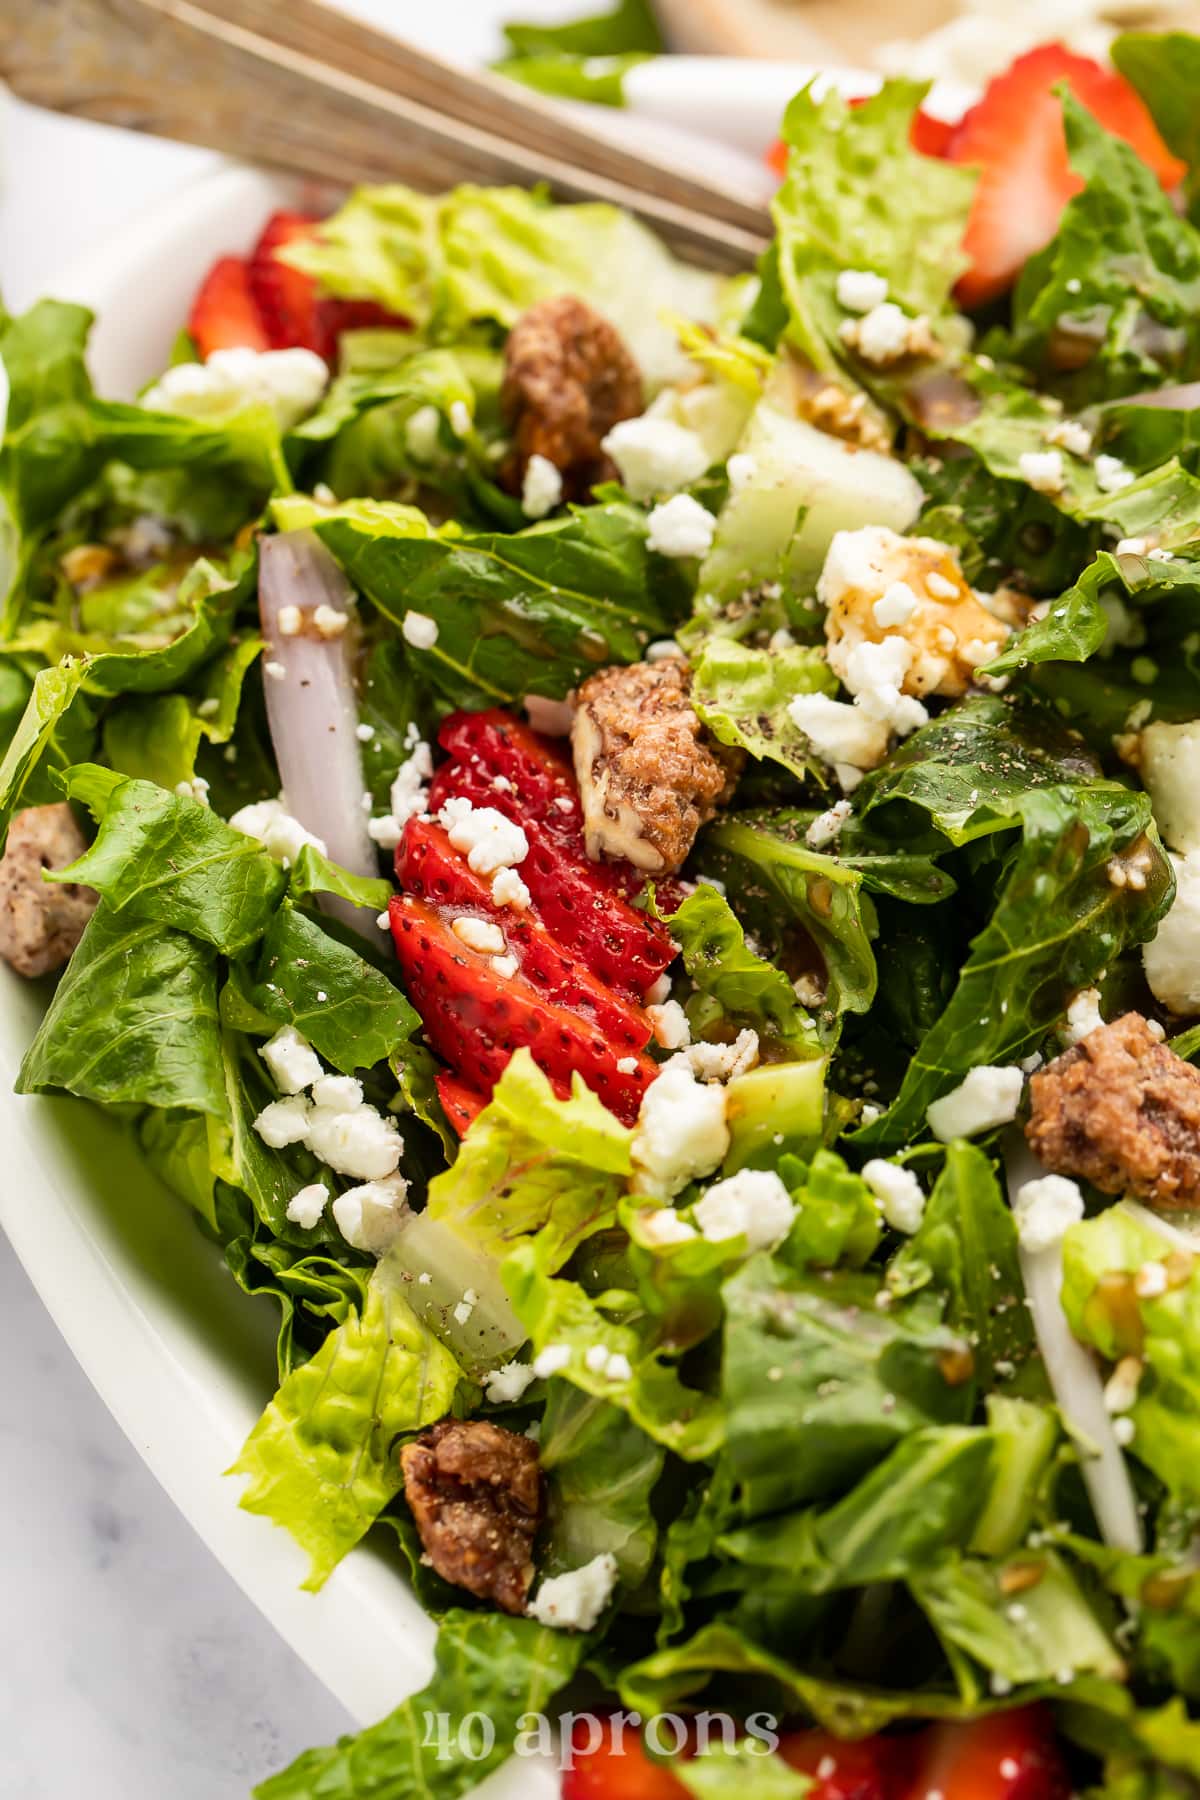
422, 1708, 781, 1770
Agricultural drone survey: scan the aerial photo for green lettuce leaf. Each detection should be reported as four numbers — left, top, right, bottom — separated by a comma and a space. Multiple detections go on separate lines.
231, 1259, 460, 1589
666, 884, 819, 1056
690, 636, 836, 783
16, 901, 224, 1114
679, 1740, 811, 1800
779, 1149, 881, 1271
539, 1380, 664, 1584
1114, 31, 1200, 212
502, 0, 660, 57
255, 1610, 586, 1799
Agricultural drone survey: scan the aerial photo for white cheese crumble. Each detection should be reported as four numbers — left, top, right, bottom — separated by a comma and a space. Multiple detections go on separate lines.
259, 1025, 324, 1095
694, 1169, 795, 1252
926, 1065, 1025, 1141
521, 453, 563, 520
1095, 453, 1135, 494
873, 581, 919, 628
531, 1344, 571, 1379
648, 998, 691, 1050
527, 1552, 619, 1632
438, 797, 529, 875
1018, 449, 1064, 495
1062, 988, 1105, 1047
173, 776, 210, 807
1048, 419, 1093, 458
637, 1206, 698, 1246
228, 797, 326, 865
646, 638, 683, 662
862, 1159, 926, 1234
836, 269, 889, 314
401, 610, 439, 650
840, 636, 930, 736
313, 603, 348, 640
787, 692, 889, 789
839, 302, 931, 365
310, 1074, 363, 1113
631, 1061, 730, 1197
366, 816, 404, 849
285, 1183, 329, 1230
1103, 1355, 1143, 1415
141, 345, 328, 430
483, 1361, 537, 1405
491, 866, 531, 910
806, 799, 852, 849
491, 953, 519, 980
451, 915, 507, 955
253, 1096, 312, 1148
1135, 1260, 1170, 1300
600, 416, 708, 501
1012, 1174, 1085, 1254
263, 660, 287, 682
277, 605, 302, 638
449, 400, 472, 439
307, 1103, 404, 1180
1140, 720, 1200, 854
331, 1174, 410, 1256
645, 973, 672, 1007
646, 493, 717, 559
681, 1029, 759, 1084
1144, 851, 1200, 1015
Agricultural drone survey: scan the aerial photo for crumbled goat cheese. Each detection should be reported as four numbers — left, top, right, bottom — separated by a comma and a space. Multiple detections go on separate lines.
355, 721, 376, 743
387, 741, 433, 831
681, 1029, 759, 1084
1062, 987, 1105, 1046
787, 692, 889, 787
173, 776, 210, 807
1135, 1260, 1170, 1300
307, 1103, 404, 1180
286, 1183, 328, 1230
606, 1352, 632, 1381
228, 797, 326, 865
694, 1169, 796, 1251
873, 581, 919, 627
449, 400, 472, 438
141, 345, 328, 430
277, 605, 302, 638
439, 797, 529, 875
521, 453, 563, 520
631, 1061, 730, 1197
310, 604, 346, 641
926, 1064, 1024, 1141
331, 1174, 410, 1256
258, 1025, 324, 1095
483, 1361, 537, 1404
836, 269, 889, 314
263, 660, 287, 682
527, 1552, 619, 1632
310, 1074, 363, 1113
648, 999, 691, 1049
531, 1344, 571, 1379
645, 493, 717, 559
839, 302, 933, 365
1140, 720, 1200, 854
1047, 419, 1093, 457
1095, 453, 1135, 494
806, 799, 852, 849
1018, 450, 1064, 495
646, 638, 682, 662
645, 973, 672, 1006
840, 636, 929, 736
1144, 851, 1200, 1015
451, 915, 507, 955
637, 1206, 698, 1246
600, 417, 708, 501
862, 1159, 926, 1234
491, 866, 532, 910
402, 610, 439, 649
726, 451, 757, 492
367, 816, 404, 849
491, 954, 519, 979
1113, 1416, 1136, 1447
253, 1096, 312, 1149
616, 1056, 640, 1076
1012, 1174, 1085, 1254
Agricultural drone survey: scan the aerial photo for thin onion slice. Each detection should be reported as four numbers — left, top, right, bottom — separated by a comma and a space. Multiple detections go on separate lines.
1117, 381, 1200, 411
258, 531, 381, 939
1005, 1138, 1143, 1554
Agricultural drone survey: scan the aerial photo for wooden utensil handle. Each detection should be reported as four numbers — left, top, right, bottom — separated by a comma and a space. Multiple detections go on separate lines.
0, 0, 768, 272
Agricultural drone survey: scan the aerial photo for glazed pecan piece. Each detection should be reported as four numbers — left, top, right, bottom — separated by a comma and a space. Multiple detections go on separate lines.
0, 804, 97, 978
1025, 1012, 1200, 1210
572, 657, 741, 874
501, 294, 643, 500
399, 1418, 543, 1613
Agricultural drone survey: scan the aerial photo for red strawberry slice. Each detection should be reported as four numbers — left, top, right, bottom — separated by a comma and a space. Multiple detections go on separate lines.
248, 211, 329, 356
779, 1730, 914, 1800
187, 256, 271, 358
435, 1069, 488, 1138
947, 43, 1186, 307
389, 894, 656, 1125
396, 818, 654, 1055
906, 1707, 1071, 1800
561, 1717, 690, 1800
437, 709, 585, 836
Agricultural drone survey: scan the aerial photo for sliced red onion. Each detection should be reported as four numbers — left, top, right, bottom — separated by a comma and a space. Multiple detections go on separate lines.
1005, 1139, 1143, 1554
258, 531, 380, 939
1117, 381, 1200, 411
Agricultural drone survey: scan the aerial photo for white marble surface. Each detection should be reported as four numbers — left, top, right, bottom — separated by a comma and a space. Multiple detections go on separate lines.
0, 6, 584, 1795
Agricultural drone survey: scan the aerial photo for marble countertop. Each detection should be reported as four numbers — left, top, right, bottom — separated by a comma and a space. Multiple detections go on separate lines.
0, 6, 581, 1794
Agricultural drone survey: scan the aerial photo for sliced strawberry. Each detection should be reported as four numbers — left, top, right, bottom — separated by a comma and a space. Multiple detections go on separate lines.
435, 1069, 488, 1138
248, 211, 328, 355
396, 818, 654, 1054
187, 256, 270, 358
562, 1717, 689, 1800
947, 43, 1186, 307
389, 894, 655, 1124
907, 1707, 1071, 1800
779, 1730, 914, 1800
437, 709, 584, 836
910, 109, 954, 158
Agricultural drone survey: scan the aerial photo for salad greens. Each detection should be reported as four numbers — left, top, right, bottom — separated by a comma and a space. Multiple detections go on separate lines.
6, 33, 1200, 1800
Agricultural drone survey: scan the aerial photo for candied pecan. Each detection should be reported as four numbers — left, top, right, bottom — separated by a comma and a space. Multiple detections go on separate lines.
1025, 1012, 1200, 1209
572, 658, 741, 874
501, 294, 643, 500
399, 1418, 542, 1613
0, 804, 97, 978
